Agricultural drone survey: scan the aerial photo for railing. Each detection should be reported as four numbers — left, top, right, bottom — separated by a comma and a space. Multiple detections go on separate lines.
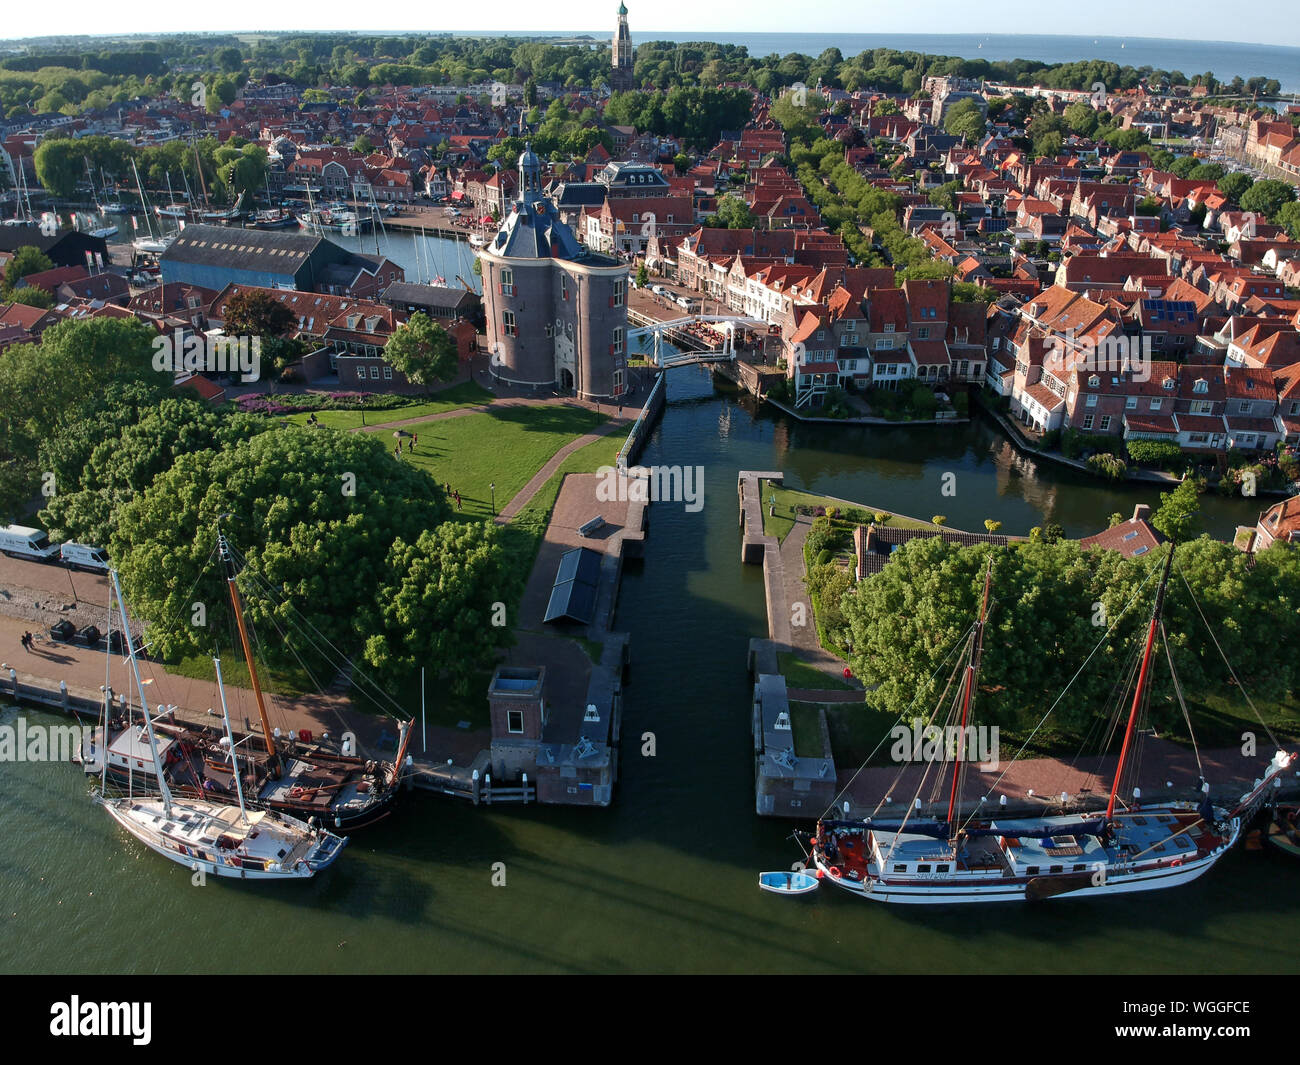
617, 372, 665, 471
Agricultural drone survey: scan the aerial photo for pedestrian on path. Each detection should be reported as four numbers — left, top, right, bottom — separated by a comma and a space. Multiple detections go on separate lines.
454, 491, 462, 510
21, 631, 31, 652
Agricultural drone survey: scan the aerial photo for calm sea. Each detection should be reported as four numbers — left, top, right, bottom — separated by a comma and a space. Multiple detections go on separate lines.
484, 31, 1300, 94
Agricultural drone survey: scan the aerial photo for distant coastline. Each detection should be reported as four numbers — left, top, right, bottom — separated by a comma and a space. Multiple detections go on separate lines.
460, 31, 1300, 93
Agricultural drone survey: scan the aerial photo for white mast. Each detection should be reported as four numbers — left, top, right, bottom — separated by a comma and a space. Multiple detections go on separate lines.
110, 569, 173, 817
212, 655, 248, 823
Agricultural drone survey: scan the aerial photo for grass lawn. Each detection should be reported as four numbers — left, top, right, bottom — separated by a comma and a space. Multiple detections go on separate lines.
347, 430, 628, 726
761, 483, 941, 544
1177, 691, 1300, 749
789, 702, 826, 758
279, 381, 493, 430
500, 430, 626, 616
165, 650, 317, 699
790, 700, 901, 767
400, 404, 607, 522
350, 664, 494, 731
778, 652, 854, 691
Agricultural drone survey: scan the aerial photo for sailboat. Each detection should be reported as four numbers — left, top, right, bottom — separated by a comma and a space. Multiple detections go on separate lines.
805, 548, 1295, 904
95, 571, 347, 880
155, 527, 413, 831
130, 160, 175, 258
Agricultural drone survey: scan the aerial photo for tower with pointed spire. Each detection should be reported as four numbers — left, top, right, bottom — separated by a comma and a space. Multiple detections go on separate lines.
611, 3, 634, 92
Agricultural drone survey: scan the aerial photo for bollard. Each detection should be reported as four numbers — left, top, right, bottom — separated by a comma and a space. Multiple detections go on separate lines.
471, 768, 480, 806
60, 680, 68, 714
521, 772, 528, 804
8, 667, 16, 699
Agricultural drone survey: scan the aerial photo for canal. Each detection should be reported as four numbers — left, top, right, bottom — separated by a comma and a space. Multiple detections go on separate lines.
1, 366, 1295, 975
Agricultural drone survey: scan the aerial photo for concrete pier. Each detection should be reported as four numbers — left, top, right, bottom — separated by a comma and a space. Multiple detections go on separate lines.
737, 471, 790, 647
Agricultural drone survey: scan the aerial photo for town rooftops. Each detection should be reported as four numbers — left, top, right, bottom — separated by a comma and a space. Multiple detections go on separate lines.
1080, 506, 1165, 558
161, 223, 321, 275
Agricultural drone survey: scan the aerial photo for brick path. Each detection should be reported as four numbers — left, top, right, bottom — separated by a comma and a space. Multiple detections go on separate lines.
779, 514, 861, 685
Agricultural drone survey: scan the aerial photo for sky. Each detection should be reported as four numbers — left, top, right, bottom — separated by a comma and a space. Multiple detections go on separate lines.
4, 1, 1300, 50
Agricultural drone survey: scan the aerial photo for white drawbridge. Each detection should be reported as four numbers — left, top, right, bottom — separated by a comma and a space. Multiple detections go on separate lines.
627, 313, 767, 369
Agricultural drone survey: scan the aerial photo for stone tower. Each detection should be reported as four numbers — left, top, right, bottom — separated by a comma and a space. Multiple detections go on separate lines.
479, 147, 630, 402
612, 3, 634, 92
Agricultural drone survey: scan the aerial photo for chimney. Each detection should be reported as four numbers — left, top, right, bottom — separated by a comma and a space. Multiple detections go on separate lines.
1133, 503, 1151, 523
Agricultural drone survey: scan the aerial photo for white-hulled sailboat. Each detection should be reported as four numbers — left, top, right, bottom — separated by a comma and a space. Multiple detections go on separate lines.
96, 570, 347, 880
806, 547, 1294, 904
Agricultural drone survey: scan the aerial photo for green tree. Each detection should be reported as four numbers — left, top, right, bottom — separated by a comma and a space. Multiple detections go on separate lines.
362, 522, 510, 690
1152, 478, 1202, 543
943, 99, 987, 144
2, 246, 54, 294
383, 312, 459, 389
0, 317, 162, 518
32, 137, 83, 197
222, 287, 296, 340
715, 192, 756, 229
40, 394, 264, 545
352, 134, 372, 155
111, 427, 446, 668
1239, 179, 1296, 221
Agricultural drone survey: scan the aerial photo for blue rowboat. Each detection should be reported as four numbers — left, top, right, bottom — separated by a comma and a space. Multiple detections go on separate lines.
759, 870, 819, 896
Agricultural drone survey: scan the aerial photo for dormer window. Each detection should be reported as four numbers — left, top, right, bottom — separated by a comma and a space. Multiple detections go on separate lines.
1193, 379, 1208, 394
1162, 378, 1174, 390
1088, 374, 1100, 388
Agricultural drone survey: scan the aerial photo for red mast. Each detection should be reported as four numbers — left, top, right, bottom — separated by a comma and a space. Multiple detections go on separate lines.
947, 557, 994, 830
1106, 543, 1176, 823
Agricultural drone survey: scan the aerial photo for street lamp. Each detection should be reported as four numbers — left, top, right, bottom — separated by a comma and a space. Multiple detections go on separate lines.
490, 482, 496, 517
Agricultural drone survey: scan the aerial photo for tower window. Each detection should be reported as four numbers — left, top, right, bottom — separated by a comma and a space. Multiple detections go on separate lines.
502, 310, 517, 337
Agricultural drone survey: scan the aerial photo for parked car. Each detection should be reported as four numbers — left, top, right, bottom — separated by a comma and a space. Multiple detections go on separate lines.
60, 542, 109, 572
0, 524, 60, 562
651, 285, 667, 297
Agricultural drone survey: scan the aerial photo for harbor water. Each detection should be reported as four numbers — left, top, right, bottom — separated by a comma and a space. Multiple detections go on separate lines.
1, 368, 1295, 974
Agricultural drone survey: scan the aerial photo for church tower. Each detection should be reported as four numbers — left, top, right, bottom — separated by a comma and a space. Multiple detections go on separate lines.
611, 3, 633, 92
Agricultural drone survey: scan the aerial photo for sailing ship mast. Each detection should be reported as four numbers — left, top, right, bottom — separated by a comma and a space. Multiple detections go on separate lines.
213, 654, 249, 823
1106, 543, 1177, 823
947, 558, 993, 832
110, 570, 174, 818
217, 526, 281, 774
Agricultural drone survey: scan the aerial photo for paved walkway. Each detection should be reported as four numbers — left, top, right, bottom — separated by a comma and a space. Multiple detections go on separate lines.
496, 418, 630, 523
778, 514, 861, 684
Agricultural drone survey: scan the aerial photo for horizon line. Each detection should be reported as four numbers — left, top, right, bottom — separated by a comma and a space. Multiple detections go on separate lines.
0, 29, 1297, 52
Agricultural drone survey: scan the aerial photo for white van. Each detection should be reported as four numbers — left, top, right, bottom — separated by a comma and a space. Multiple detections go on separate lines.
676, 295, 695, 311
651, 285, 667, 297
0, 524, 60, 562
61, 542, 109, 572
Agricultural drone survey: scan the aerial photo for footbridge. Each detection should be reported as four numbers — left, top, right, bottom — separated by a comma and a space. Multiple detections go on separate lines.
627, 312, 768, 369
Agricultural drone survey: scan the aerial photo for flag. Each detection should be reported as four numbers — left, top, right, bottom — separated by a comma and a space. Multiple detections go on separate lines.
85, 250, 94, 270
131, 216, 138, 230
95, 252, 104, 269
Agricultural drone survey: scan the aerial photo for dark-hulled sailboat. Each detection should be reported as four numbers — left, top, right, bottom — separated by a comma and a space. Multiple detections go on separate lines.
806, 547, 1294, 904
